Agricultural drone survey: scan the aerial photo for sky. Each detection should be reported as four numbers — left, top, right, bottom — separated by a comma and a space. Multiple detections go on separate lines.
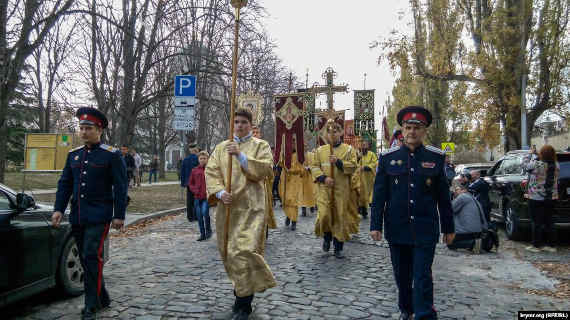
261, 0, 412, 125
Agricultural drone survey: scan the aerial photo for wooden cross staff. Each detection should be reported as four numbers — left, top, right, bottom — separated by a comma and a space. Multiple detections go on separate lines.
224, 0, 248, 261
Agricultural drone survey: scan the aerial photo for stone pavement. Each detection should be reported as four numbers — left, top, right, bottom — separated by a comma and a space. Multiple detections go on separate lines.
4, 207, 570, 320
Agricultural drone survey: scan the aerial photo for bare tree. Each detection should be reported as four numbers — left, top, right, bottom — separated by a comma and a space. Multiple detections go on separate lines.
27, 14, 78, 132
0, 0, 76, 182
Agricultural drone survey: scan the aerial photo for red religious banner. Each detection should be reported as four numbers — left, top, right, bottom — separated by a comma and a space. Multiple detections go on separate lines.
343, 120, 361, 148
273, 94, 305, 169
315, 110, 345, 146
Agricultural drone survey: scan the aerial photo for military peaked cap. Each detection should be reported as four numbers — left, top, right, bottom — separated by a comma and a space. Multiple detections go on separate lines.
397, 106, 432, 127
76, 107, 108, 129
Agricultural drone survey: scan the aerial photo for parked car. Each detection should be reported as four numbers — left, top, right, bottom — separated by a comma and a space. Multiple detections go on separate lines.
0, 184, 84, 307
452, 162, 495, 186
483, 151, 570, 240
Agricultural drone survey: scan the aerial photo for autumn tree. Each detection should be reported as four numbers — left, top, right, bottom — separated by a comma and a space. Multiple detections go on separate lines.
378, 0, 568, 152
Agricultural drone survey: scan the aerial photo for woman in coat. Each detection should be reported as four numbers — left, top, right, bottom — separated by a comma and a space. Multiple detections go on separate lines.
523, 145, 559, 253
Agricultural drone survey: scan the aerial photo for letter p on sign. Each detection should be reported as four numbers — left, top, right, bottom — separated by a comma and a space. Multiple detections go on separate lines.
174, 75, 196, 97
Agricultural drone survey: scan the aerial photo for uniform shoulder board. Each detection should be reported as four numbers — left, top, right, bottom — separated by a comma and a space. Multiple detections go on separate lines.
425, 145, 445, 155
69, 145, 84, 153
381, 146, 400, 156
100, 144, 118, 153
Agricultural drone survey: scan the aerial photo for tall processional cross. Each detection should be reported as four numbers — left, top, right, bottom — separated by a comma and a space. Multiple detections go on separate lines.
310, 67, 348, 111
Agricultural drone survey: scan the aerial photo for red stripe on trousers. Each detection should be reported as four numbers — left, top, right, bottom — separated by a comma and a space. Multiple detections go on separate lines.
97, 223, 110, 296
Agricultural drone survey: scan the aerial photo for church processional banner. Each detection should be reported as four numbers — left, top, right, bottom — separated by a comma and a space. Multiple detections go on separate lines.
315, 110, 345, 146
273, 94, 305, 169
353, 89, 375, 148
238, 90, 264, 126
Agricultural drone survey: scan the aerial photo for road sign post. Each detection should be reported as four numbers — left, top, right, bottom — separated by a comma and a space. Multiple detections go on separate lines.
173, 75, 197, 156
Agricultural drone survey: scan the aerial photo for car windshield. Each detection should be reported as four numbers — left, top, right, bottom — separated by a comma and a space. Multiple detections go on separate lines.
0, 184, 17, 197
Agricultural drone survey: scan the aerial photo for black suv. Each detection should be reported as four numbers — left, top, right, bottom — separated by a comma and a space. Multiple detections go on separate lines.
483, 151, 570, 240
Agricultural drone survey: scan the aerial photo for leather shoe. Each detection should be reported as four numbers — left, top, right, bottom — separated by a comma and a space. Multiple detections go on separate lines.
285, 217, 290, 226
197, 236, 206, 241
399, 311, 412, 320
231, 309, 249, 320
291, 221, 296, 231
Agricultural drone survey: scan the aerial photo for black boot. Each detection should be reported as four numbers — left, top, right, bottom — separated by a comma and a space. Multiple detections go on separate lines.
360, 207, 368, 219
323, 232, 332, 252
302, 207, 307, 217
266, 228, 269, 240
232, 293, 253, 320
81, 308, 97, 320
310, 207, 315, 213
285, 217, 290, 226
399, 311, 412, 320
333, 238, 345, 259
291, 221, 297, 231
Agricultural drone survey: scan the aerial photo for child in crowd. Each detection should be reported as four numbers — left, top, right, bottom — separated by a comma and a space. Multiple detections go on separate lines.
189, 151, 212, 241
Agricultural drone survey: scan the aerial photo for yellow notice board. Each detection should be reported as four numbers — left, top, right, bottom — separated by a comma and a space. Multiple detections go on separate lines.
25, 134, 77, 170
441, 142, 456, 154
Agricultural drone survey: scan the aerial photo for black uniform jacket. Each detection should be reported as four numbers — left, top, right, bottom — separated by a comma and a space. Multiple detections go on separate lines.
55, 143, 128, 225
371, 144, 454, 245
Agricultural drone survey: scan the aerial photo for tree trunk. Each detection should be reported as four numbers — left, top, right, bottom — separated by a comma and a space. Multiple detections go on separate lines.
158, 96, 167, 179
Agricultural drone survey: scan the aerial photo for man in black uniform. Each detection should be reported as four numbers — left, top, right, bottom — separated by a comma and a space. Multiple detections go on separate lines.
370, 106, 455, 320
468, 170, 491, 222
51, 107, 128, 320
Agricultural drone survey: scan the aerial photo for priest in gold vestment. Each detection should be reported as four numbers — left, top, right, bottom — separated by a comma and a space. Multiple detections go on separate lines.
311, 120, 357, 258
347, 167, 362, 235
252, 126, 277, 232
300, 149, 316, 216
278, 150, 304, 230
358, 140, 378, 219
205, 108, 276, 319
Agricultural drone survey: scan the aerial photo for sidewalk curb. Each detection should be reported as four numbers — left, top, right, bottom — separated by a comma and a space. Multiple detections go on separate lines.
125, 207, 186, 228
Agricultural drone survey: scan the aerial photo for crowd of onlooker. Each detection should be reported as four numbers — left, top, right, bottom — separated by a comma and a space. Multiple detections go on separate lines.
444, 144, 561, 254
119, 145, 161, 188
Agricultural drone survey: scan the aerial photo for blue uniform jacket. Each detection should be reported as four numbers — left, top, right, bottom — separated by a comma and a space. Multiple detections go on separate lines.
180, 154, 199, 187
371, 144, 454, 244
469, 178, 490, 211
54, 143, 128, 225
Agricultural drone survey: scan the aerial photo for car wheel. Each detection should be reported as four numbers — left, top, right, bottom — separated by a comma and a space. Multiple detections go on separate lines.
58, 237, 84, 296
504, 204, 525, 241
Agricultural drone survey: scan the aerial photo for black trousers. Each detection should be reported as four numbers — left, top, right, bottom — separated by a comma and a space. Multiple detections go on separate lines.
389, 243, 437, 320
528, 199, 555, 248
71, 223, 111, 310
446, 233, 481, 250
186, 189, 196, 221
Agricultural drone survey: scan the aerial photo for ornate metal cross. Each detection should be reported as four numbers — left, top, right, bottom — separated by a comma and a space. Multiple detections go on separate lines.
310, 67, 348, 111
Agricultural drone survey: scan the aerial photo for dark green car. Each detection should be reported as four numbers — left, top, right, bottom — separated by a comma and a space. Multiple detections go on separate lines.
484, 151, 570, 240
0, 184, 84, 307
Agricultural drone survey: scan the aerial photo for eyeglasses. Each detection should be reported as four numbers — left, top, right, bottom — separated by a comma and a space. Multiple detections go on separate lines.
234, 120, 249, 125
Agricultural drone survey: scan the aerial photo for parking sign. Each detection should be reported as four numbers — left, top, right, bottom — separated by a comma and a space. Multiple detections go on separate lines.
174, 75, 196, 97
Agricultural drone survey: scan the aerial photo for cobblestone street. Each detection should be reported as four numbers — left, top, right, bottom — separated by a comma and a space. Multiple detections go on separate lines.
5, 208, 570, 320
